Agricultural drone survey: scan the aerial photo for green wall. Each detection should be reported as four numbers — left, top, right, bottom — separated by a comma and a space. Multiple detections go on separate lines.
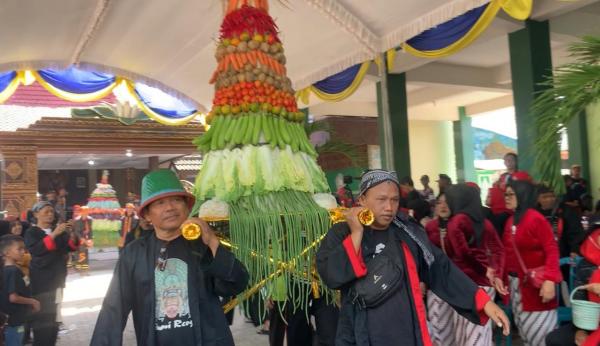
408, 120, 456, 192
586, 102, 600, 202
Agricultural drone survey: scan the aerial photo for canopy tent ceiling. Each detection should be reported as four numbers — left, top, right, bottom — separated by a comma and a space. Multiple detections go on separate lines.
0, 0, 598, 118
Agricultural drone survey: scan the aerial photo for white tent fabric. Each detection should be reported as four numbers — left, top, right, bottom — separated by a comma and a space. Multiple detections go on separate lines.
0, 0, 490, 110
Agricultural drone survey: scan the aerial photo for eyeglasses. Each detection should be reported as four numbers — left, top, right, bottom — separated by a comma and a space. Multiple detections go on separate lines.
504, 193, 516, 198
156, 244, 168, 271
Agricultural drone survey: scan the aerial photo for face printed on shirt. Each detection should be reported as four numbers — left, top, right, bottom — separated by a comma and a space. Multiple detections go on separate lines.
163, 292, 183, 319
155, 258, 190, 321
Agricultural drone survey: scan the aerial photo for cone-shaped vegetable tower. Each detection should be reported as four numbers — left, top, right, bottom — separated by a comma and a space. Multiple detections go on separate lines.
87, 170, 122, 247
193, 0, 331, 309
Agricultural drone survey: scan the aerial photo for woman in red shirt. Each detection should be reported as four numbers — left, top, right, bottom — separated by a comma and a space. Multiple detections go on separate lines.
501, 180, 562, 346
424, 193, 452, 346
443, 184, 505, 346
546, 228, 600, 345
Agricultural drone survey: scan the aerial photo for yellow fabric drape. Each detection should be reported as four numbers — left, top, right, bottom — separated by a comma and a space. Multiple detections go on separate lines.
501, 0, 532, 21
1, 70, 199, 126
386, 49, 397, 72
402, 1, 502, 58
297, 0, 531, 105
124, 80, 199, 126
31, 71, 120, 103
0, 71, 21, 104
402, 0, 532, 58
296, 61, 371, 104
0, 71, 40, 103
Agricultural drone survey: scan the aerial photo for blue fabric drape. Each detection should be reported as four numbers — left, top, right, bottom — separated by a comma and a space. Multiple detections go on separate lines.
134, 83, 196, 118
406, 4, 487, 51
0, 71, 16, 92
313, 64, 362, 94
37, 66, 115, 94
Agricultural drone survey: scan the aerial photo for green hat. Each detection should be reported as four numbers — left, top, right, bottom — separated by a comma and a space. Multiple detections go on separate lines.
138, 169, 195, 218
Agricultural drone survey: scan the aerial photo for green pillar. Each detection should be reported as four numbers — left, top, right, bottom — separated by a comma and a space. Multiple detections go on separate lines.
453, 106, 475, 183
567, 111, 590, 179
508, 20, 554, 175
376, 73, 410, 179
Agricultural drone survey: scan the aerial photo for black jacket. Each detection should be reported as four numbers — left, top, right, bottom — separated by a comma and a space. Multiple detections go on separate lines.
317, 214, 484, 346
25, 226, 75, 294
91, 233, 249, 346
539, 207, 585, 257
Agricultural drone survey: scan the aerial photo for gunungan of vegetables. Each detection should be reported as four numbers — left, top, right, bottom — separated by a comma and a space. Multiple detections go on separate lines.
195, 5, 315, 156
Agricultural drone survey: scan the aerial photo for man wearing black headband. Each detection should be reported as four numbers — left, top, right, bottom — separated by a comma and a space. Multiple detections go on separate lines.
317, 169, 509, 346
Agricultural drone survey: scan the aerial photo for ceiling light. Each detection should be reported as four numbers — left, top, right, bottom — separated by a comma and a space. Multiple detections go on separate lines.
88, 160, 95, 166
126, 149, 133, 157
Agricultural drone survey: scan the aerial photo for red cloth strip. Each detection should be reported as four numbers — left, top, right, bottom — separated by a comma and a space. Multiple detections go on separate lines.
342, 235, 367, 278
474, 288, 491, 324
43, 235, 57, 251
583, 329, 600, 346
402, 243, 432, 346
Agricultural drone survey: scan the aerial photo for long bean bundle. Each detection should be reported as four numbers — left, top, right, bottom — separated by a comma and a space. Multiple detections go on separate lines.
229, 190, 331, 311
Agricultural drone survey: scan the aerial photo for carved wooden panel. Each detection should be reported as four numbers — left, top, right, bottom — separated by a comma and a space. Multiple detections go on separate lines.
1, 192, 37, 218
1, 146, 38, 217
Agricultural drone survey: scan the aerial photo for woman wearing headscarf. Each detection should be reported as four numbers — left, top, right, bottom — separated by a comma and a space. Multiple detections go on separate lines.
501, 180, 562, 346
442, 184, 505, 346
424, 193, 454, 346
25, 201, 78, 346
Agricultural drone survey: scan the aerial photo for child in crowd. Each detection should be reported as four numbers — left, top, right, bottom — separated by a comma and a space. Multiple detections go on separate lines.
0, 234, 40, 346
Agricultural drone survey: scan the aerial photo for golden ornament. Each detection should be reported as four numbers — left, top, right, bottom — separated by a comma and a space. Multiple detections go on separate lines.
181, 222, 202, 240
329, 207, 374, 226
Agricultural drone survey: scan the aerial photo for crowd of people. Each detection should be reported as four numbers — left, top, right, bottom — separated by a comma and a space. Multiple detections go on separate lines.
0, 155, 598, 345
0, 188, 156, 345
324, 154, 600, 346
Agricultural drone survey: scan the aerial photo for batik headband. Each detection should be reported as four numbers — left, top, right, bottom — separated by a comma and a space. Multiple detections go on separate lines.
358, 169, 400, 198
